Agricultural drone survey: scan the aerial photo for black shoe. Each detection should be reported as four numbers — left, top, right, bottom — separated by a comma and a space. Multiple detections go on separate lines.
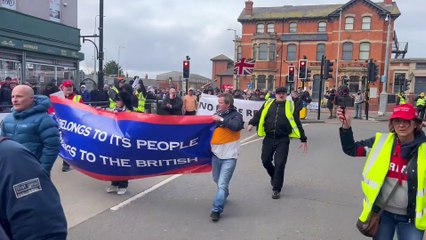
272, 191, 280, 199
210, 211, 220, 222
62, 165, 70, 172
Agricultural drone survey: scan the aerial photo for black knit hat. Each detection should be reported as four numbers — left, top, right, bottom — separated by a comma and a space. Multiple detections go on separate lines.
275, 87, 287, 94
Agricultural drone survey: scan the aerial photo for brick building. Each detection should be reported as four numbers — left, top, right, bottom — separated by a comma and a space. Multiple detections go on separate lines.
234, 0, 411, 109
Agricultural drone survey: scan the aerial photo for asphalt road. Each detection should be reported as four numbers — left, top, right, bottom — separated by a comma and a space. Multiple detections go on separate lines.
51, 118, 391, 240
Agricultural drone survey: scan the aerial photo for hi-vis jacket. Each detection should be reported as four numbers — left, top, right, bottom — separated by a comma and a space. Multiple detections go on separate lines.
136, 91, 146, 113
248, 99, 307, 141
340, 128, 426, 229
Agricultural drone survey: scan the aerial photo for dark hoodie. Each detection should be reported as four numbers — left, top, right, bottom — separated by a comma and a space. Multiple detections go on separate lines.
0, 95, 60, 174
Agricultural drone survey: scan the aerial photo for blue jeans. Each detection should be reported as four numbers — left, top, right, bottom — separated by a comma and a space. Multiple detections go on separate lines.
211, 155, 236, 213
374, 211, 424, 240
355, 102, 362, 118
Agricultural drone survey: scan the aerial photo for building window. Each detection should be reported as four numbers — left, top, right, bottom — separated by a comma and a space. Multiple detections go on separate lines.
257, 75, 266, 90
267, 23, 275, 33
289, 22, 297, 33
237, 45, 242, 62
362, 16, 371, 30
359, 42, 370, 60
258, 43, 268, 60
345, 17, 354, 30
318, 21, 327, 32
268, 44, 276, 61
256, 23, 265, 33
342, 42, 353, 60
252, 44, 257, 60
287, 44, 297, 61
316, 44, 326, 61
416, 63, 426, 70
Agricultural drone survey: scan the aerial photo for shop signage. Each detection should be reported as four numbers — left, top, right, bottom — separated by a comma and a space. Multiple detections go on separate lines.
281, 33, 328, 42
1, 0, 16, 10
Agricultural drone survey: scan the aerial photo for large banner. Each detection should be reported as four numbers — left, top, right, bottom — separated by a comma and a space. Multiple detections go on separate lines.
197, 94, 263, 123
51, 96, 216, 181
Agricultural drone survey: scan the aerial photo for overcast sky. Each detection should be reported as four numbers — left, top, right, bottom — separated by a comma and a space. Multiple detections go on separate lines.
77, 0, 425, 79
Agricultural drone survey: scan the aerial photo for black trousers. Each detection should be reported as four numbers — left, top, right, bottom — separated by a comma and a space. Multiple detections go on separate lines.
261, 136, 290, 192
111, 180, 128, 188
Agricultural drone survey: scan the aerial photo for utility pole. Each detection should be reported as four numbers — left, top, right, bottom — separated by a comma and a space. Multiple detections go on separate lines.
98, 0, 104, 90
378, 13, 392, 115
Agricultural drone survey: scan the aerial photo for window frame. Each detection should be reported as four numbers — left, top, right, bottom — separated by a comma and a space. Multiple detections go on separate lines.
345, 17, 354, 30
289, 22, 297, 33
256, 23, 265, 33
316, 43, 326, 61
342, 42, 353, 61
359, 42, 370, 60
362, 16, 371, 30
258, 43, 268, 61
287, 44, 297, 61
318, 21, 327, 32
267, 23, 275, 33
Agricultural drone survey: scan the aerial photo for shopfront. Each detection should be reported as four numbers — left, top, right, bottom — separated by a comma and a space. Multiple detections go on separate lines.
0, 7, 83, 95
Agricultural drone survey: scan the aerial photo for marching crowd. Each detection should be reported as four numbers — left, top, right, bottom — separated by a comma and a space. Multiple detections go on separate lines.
0, 75, 426, 239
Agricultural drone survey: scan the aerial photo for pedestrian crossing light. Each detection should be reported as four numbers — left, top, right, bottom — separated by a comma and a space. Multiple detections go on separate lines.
323, 60, 333, 79
183, 60, 190, 79
288, 66, 295, 82
298, 59, 307, 79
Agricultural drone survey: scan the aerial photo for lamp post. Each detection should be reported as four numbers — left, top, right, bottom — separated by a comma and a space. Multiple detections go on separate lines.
227, 28, 238, 90
378, 13, 392, 115
117, 46, 125, 77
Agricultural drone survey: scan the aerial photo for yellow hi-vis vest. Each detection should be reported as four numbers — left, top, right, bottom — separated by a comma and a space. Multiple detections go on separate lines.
136, 91, 146, 113
109, 86, 119, 109
257, 99, 300, 138
72, 95, 81, 102
359, 132, 426, 230
416, 97, 426, 107
398, 93, 406, 104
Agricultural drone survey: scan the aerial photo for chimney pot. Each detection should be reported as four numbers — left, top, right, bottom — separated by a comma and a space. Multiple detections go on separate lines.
245, 1, 253, 16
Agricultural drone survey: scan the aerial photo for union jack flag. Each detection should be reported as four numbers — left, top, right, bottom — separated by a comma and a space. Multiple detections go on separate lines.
234, 58, 255, 76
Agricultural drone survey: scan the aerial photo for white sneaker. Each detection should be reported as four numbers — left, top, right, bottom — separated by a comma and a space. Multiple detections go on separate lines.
106, 185, 118, 193
117, 188, 127, 195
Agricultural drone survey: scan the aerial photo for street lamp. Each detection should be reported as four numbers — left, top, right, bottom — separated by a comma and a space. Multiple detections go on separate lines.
117, 46, 125, 77
378, 13, 392, 115
227, 28, 238, 89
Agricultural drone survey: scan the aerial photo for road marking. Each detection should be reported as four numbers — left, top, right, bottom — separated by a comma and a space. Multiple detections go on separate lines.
110, 133, 261, 211
111, 174, 182, 211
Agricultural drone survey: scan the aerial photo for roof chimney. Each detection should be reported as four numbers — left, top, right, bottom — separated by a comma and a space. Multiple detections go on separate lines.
384, 0, 393, 5
245, 0, 253, 16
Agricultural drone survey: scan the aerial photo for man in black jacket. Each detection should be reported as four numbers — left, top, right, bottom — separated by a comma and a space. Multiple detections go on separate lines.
0, 137, 67, 240
159, 88, 183, 115
248, 87, 308, 199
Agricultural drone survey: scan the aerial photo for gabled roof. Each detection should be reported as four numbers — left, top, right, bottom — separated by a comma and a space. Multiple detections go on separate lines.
210, 54, 233, 62
238, 1, 400, 22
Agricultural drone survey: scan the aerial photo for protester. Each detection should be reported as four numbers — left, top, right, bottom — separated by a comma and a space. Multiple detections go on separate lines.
353, 90, 364, 119
90, 83, 109, 108
414, 92, 425, 121
396, 91, 407, 106
0, 137, 67, 239
61, 80, 83, 172
247, 87, 308, 199
135, 79, 147, 113
209, 93, 244, 222
337, 104, 426, 239
325, 89, 337, 119
1, 85, 60, 175
106, 91, 134, 195
80, 84, 91, 103
159, 87, 183, 115
183, 87, 198, 115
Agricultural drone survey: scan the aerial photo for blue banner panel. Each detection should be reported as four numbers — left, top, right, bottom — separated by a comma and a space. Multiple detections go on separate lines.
51, 96, 216, 181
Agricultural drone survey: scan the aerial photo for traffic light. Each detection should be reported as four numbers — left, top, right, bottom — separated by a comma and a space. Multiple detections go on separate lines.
288, 66, 295, 82
367, 60, 379, 82
298, 59, 307, 79
404, 78, 411, 92
183, 60, 190, 79
323, 60, 333, 79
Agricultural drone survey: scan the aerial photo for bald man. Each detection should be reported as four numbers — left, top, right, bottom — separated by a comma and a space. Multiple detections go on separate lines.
1, 85, 60, 175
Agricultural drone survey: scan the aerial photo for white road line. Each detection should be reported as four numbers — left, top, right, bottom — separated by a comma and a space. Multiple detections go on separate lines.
110, 133, 262, 211
110, 174, 182, 211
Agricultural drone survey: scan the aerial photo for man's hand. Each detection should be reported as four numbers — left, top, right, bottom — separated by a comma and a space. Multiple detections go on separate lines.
247, 124, 253, 132
299, 142, 308, 153
212, 115, 224, 122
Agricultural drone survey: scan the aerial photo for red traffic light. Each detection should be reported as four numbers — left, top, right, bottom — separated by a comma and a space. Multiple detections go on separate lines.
300, 61, 306, 67
289, 66, 295, 73
183, 60, 190, 68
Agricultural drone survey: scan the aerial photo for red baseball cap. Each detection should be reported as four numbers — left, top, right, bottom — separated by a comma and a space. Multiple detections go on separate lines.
63, 80, 73, 87
389, 104, 420, 121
